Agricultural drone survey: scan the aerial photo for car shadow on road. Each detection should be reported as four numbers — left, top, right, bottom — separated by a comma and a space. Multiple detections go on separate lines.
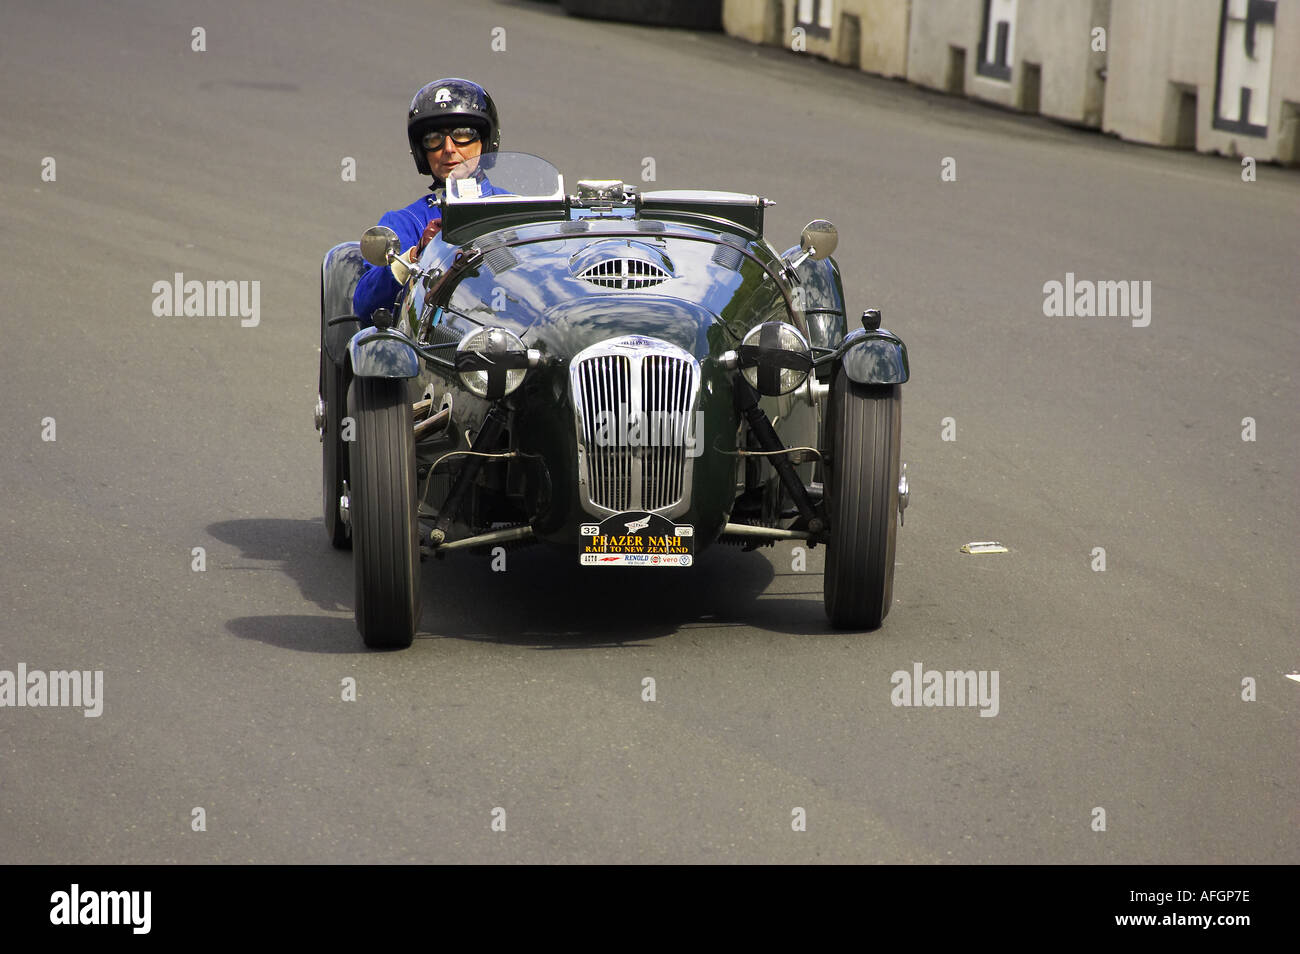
422, 541, 780, 648
209, 517, 358, 654
208, 517, 839, 652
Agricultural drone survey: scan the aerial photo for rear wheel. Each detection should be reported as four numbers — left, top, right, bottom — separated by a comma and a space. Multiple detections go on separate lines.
320, 354, 352, 549
348, 377, 421, 649
824, 375, 901, 629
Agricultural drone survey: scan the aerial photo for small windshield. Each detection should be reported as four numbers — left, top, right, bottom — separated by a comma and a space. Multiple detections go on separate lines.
443, 152, 564, 202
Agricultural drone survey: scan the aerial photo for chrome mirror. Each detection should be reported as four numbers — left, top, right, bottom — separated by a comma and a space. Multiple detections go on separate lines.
360, 225, 401, 267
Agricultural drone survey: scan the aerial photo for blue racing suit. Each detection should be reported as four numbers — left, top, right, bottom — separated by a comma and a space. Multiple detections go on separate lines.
352, 179, 508, 325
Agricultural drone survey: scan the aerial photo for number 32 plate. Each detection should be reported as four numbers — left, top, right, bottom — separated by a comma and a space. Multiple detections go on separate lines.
579, 512, 694, 567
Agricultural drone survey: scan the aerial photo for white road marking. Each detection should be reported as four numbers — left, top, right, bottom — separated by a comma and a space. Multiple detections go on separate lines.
961, 541, 1009, 554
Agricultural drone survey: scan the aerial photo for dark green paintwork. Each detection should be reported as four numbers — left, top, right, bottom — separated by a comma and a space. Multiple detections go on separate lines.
360, 197, 890, 553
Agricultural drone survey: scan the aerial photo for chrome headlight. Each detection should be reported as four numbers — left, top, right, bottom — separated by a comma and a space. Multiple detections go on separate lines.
455, 327, 537, 400
735, 322, 812, 396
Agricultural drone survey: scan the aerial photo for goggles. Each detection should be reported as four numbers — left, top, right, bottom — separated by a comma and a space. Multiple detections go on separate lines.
422, 126, 481, 150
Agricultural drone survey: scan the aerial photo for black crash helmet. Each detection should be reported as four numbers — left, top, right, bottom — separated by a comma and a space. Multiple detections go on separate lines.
407, 78, 501, 175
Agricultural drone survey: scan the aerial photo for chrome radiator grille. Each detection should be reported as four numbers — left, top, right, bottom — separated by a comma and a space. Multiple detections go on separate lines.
640, 354, 693, 510
575, 354, 633, 511
571, 336, 700, 516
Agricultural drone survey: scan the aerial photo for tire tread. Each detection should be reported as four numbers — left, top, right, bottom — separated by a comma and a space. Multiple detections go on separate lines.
349, 377, 420, 648
824, 378, 901, 629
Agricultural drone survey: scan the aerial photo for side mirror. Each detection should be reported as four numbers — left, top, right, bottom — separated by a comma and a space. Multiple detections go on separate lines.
798, 219, 838, 262
360, 225, 401, 267
785, 220, 838, 270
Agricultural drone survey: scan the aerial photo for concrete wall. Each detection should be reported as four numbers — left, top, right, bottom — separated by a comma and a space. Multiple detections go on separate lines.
723, 0, 784, 45
720, 0, 1299, 163
1103, 0, 1300, 162
798, 0, 910, 78
724, 0, 909, 75
905, 0, 1109, 125
904, 0, 980, 94
848, 0, 912, 78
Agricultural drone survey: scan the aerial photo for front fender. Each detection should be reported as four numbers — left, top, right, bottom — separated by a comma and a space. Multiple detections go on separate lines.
322, 242, 366, 367
836, 327, 909, 385
348, 326, 421, 379
781, 247, 847, 349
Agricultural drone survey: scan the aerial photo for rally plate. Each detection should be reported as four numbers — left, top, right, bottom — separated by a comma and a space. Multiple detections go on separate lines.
580, 512, 694, 567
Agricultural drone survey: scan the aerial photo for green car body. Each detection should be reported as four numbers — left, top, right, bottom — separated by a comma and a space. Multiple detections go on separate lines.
319, 155, 909, 648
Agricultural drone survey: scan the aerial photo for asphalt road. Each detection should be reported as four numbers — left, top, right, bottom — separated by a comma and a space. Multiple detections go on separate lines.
2, 0, 1296, 864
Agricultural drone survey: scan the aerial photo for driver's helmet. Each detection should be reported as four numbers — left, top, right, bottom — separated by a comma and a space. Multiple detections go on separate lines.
407, 78, 501, 176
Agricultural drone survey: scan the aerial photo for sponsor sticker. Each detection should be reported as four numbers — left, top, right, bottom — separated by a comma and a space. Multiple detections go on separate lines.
580, 512, 694, 566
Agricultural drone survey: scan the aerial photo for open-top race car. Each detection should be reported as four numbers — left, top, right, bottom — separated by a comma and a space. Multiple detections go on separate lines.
317, 153, 909, 649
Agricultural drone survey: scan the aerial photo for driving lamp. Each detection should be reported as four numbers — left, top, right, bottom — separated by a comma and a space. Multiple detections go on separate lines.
733, 322, 812, 396
455, 328, 537, 400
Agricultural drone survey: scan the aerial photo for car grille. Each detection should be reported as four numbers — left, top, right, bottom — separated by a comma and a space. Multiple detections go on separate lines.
571, 337, 699, 515
640, 355, 693, 510
575, 353, 633, 510
577, 257, 670, 289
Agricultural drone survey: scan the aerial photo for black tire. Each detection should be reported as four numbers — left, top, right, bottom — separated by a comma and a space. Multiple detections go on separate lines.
321, 354, 352, 549
348, 376, 421, 649
824, 375, 902, 629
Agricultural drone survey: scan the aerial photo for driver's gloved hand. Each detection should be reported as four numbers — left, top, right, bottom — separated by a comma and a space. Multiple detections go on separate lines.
389, 245, 420, 284
416, 219, 442, 255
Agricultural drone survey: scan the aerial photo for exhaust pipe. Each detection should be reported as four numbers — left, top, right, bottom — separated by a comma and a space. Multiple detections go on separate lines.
414, 407, 451, 440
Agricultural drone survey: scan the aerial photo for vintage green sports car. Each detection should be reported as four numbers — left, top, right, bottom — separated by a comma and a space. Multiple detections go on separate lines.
317, 153, 910, 649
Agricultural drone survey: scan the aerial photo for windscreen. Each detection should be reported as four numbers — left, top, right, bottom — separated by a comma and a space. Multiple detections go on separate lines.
443, 152, 564, 202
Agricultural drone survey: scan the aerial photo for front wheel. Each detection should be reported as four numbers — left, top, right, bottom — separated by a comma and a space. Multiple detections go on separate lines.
348, 376, 421, 649
823, 376, 902, 629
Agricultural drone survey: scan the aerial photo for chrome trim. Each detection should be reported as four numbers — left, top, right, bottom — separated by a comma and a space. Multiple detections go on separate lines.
433, 525, 535, 552
576, 180, 625, 201
720, 523, 810, 540
570, 336, 700, 519
577, 257, 670, 289
799, 376, 829, 407
898, 462, 909, 526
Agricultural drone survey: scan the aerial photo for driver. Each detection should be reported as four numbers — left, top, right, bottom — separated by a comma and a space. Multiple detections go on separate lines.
353, 77, 506, 325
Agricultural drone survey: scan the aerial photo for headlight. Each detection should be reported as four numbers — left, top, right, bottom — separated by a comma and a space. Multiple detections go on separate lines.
455, 327, 537, 400
736, 321, 812, 396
